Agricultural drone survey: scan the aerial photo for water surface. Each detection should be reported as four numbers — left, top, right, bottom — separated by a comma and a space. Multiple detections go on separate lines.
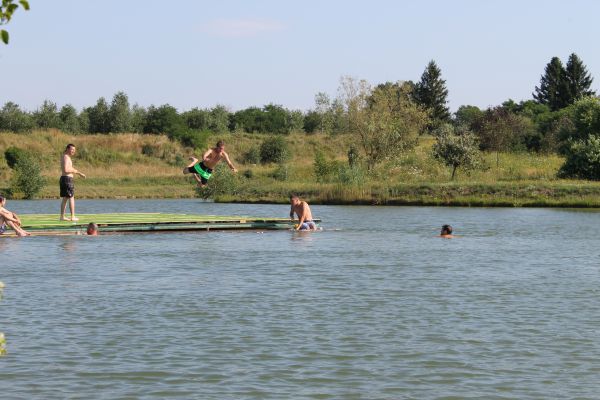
1, 200, 600, 399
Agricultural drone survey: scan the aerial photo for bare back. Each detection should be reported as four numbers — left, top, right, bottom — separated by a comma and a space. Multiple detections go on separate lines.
292, 201, 313, 221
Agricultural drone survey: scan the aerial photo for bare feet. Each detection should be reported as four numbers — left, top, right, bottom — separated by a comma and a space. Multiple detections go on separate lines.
71, 217, 80, 221
60, 216, 71, 221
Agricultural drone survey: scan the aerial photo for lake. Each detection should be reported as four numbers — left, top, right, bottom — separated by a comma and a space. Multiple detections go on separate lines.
1, 200, 600, 399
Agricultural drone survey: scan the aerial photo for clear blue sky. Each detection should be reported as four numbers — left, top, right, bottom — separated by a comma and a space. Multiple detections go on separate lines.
1, 0, 599, 113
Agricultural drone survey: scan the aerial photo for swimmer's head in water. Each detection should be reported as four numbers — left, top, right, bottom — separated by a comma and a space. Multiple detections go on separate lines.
87, 222, 98, 235
441, 224, 452, 235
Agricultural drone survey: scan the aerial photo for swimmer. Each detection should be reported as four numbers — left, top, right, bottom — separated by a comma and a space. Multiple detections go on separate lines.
439, 224, 455, 238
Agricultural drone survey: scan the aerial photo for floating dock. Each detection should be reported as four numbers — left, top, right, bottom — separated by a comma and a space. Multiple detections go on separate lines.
2, 213, 321, 236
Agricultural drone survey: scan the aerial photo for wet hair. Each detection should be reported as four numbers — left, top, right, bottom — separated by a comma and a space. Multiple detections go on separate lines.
65, 143, 75, 151
87, 222, 98, 235
0, 195, 4, 203
290, 194, 299, 200
441, 224, 453, 235
216, 140, 224, 148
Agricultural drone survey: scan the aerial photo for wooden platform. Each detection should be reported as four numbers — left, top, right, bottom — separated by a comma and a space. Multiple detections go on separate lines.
1, 213, 321, 236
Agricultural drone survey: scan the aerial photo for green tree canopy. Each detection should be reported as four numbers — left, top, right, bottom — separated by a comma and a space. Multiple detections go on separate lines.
565, 53, 595, 102
433, 124, 481, 180
340, 76, 428, 169
413, 60, 450, 126
109, 91, 132, 133
533, 57, 569, 111
0, 0, 29, 44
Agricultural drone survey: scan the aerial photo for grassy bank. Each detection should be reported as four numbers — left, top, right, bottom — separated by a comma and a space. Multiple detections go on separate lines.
2, 129, 600, 206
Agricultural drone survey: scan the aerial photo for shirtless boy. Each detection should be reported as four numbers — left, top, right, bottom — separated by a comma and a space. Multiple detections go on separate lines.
0, 195, 30, 236
60, 144, 86, 221
289, 194, 317, 231
183, 140, 237, 188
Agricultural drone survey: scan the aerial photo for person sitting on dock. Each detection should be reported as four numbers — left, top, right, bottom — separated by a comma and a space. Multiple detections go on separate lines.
290, 194, 317, 231
183, 140, 237, 188
439, 224, 455, 238
86, 222, 99, 236
0, 195, 30, 237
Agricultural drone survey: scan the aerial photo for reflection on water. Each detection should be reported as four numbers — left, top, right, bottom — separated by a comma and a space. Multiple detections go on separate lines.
2, 200, 600, 399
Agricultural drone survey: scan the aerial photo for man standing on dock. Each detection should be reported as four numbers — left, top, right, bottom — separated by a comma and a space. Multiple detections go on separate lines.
60, 144, 86, 221
183, 140, 237, 188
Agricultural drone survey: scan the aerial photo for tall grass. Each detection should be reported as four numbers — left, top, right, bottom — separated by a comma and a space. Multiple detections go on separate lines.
2, 129, 600, 205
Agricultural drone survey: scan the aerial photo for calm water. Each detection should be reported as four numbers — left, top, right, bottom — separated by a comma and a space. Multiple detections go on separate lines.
1, 200, 600, 399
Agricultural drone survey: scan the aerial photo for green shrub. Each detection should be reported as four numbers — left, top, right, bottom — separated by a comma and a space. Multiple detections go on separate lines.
141, 144, 159, 157
196, 164, 239, 199
243, 169, 254, 179
175, 130, 211, 150
338, 164, 365, 185
558, 135, 600, 180
313, 150, 336, 183
272, 163, 290, 181
4, 147, 30, 169
243, 146, 261, 164
260, 135, 290, 164
10, 157, 46, 199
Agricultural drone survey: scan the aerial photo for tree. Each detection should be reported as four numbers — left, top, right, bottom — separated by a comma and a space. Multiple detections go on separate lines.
340, 76, 428, 170
533, 57, 569, 111
314, 92, 334, 134
10, 156, 45, 199
33, 100, 61, 129
130, 104, 147, 133
559, 96, 600, 143
0, 0, 29, 44
143, 104, 183, 136
262, 104, 291, 134
303, 110, 321, 133
432, 124, 481, 180
208, 105, 230, 133
86, 97, 110, 133
565, 53, 595, 102
109, 91, 132, 133
454, 105, 483, 128
58, 104, 80, 133
472, 106, 534, 165
0, 101, 33, 132
413, 60, 451, 127
182, 107, 209, 131
559, 135, 600, 180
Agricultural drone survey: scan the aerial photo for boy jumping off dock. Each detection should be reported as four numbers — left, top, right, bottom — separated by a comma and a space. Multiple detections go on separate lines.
183, 140, 237, 188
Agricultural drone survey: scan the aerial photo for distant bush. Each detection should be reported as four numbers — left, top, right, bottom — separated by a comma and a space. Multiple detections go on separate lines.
141, 144, 160, 157
260, 135, 290, 164
242, 146, 261, 164
558, 135, 600, 180
175, 130, 211, 150
196, 164, 239, 199
4, 147, 31, 169
10, 157, 46, 199
272, 163, 290, 181
242, 169, 254, 179
313, 150, 337, 183
338, 164, 365, 186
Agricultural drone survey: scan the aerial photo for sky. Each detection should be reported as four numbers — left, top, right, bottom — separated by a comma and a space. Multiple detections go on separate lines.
1, 0, 599, 113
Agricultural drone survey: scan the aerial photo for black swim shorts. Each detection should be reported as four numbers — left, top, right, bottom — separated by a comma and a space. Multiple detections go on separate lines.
59, 175, 75, 198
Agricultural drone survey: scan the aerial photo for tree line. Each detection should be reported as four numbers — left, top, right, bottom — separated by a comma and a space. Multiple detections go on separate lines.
2, 55, 600, 180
